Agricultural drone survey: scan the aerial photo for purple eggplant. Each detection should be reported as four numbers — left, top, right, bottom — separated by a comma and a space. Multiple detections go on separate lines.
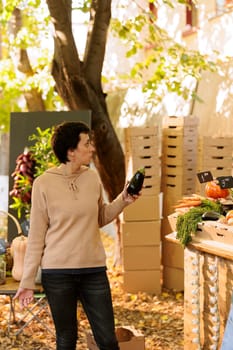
127, 167, 145, 195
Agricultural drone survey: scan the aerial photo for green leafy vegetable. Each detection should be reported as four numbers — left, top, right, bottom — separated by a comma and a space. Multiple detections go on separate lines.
176, 199, 223, 246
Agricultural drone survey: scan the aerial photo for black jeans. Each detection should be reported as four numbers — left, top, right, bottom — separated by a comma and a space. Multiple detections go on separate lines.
42, 271, 119, 350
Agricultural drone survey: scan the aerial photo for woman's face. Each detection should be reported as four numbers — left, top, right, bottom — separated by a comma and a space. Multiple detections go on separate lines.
73, 132, 95, 166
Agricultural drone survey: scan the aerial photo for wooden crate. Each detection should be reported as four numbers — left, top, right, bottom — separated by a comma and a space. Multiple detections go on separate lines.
126, 155, 160, 175
142, 174, 161, 196
125, 126, 159, 138
163, 115, 199, 129
198, 156, 232, 169
193, 221, 233, 248
125, 126, 161, 197
197, 136, 233, 172
162, 153, 196, 167
161, 175, 194, 193
129, 135, 158, 147
161, 176, 195, 195
163, 132, 198, 148
199, 136, 233, 150
125, 144, 159, 159
162, 144, 194, 159
162, 164, 196, 176
163, 126, 198, 141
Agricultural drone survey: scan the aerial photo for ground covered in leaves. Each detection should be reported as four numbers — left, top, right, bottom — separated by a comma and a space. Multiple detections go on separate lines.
0, 233, 184, 349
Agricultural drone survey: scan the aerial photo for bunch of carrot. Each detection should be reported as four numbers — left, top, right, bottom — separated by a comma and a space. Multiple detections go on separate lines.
173, 194, 204, 209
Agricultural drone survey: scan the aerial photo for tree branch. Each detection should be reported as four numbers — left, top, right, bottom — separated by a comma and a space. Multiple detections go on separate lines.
46, 0, 81, 75
83, 0, 111, 92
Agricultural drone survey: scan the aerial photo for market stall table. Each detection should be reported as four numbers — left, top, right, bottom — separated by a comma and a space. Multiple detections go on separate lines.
166, 230, 233, 350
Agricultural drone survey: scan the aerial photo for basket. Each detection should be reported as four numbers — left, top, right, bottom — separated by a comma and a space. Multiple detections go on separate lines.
0, 210, 23, 237
0, 210, 24, 274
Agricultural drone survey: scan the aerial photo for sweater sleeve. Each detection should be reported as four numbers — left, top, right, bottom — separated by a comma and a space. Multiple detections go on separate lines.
19, 177, 49, 290
98, 187, 129, 227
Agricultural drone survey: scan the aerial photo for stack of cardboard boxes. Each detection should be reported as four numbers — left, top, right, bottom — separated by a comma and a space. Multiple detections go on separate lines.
196, 136, 233, 195
161, 116, 199, 290
122, 126, 161, 294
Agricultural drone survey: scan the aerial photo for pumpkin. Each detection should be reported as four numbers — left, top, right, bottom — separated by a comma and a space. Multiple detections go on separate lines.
226, 210, 233, 225
10, 235, 28, 281
205, 181, 229, 199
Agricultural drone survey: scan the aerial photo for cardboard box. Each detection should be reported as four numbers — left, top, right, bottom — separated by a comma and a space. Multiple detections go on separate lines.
162, 240, 184, 269
161, 217, 174, 240
86, 326, 145, 350
167, 213, 178, 232
123, 269, 161, 294
123, 195, 161, 222
123, 245, 161, 270
162, 265, 184, 291
122, 220, 161, 246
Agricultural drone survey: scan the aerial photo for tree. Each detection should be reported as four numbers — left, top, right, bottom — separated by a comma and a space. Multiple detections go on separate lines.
45, 0, 126, 203
1, 0, 216, 201
1, 0, 216, 263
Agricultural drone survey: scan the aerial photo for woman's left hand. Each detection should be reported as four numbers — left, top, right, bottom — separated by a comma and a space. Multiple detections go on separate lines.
13, 287, 34, 309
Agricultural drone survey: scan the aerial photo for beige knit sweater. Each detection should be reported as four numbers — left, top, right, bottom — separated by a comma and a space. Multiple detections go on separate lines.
19, 164, 128, 290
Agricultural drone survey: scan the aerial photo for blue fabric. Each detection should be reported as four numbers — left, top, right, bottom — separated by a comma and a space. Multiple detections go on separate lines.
42, 271, 119, 350
221, 295, 233, 350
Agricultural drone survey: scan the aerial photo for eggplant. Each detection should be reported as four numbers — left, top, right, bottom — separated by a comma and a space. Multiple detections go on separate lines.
202, 211, 221, 221
127, 167, 145, 195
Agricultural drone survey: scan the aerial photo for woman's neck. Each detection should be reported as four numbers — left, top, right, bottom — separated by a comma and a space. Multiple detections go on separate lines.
62, 162, 81, 175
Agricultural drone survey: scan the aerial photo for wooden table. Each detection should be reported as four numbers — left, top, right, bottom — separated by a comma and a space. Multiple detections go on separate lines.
166, 232, 233, 350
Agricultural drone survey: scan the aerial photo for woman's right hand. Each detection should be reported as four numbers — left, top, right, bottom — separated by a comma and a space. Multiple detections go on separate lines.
13, 287, 34, 309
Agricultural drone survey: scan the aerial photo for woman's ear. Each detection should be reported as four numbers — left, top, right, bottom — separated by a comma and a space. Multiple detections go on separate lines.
67, 149, 75, 161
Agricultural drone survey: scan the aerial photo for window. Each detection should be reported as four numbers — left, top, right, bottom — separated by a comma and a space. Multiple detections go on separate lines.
149, 1, 157, 21
186, 0, 198, 29
183, 0, 198, 36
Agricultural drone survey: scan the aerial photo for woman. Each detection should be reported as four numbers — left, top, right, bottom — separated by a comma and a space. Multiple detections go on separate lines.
14, 121, 139, 350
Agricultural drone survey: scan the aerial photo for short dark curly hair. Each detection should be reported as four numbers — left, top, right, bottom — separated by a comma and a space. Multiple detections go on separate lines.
51, 121, 90, 163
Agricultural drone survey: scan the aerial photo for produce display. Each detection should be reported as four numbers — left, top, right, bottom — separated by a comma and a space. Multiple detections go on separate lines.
174, 180, 233, 246
10, 234, 28, 281
9, 149, 36, 217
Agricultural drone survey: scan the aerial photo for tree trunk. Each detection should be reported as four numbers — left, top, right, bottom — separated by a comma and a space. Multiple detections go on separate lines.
46, 0, 126, 264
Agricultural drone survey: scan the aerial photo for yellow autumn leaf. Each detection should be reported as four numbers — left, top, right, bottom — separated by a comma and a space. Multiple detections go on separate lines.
162, 292, 169, 298
160, 314, 169, 321
176, 292, 183, 300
